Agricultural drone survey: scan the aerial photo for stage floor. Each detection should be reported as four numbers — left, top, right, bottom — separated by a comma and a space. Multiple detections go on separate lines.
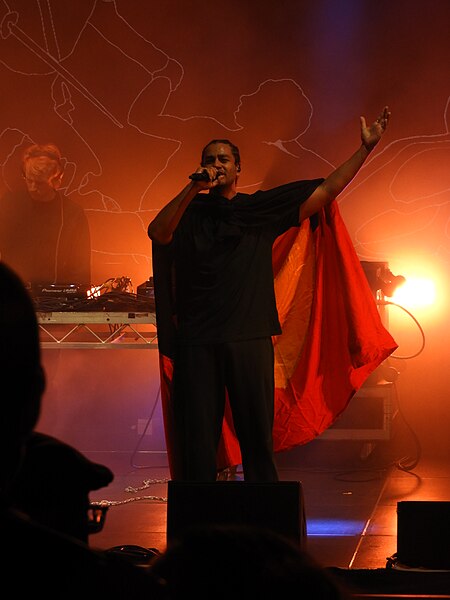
86, 439, 450, 574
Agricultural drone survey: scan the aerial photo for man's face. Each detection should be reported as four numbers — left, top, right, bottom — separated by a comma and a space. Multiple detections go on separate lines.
202, 143, 240, 187
23, 158, 60, 202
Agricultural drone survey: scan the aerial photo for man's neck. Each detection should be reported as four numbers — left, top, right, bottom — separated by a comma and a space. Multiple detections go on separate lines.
209, 183, 237, 201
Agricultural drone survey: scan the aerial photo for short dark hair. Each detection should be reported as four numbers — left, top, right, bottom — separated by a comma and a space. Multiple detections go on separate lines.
201, 139, 241, 169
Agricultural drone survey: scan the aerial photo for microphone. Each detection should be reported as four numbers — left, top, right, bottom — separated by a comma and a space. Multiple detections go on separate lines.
189, 170, 210, 182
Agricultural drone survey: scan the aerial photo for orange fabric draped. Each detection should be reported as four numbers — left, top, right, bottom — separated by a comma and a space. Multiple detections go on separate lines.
157, 203, 398, 476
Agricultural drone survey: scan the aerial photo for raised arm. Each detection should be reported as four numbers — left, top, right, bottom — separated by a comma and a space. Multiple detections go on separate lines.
147, 167, 217, 245
147, 182, 198, 245
299, 106, 391, 222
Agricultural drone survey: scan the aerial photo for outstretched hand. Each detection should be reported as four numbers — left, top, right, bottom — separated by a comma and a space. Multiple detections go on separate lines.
360, 106, 391, 151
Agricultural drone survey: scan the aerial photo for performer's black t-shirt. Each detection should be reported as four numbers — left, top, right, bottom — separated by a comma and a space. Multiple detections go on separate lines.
170, 179, 323, 345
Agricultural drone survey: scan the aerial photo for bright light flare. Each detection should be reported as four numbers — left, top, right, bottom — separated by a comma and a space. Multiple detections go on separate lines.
87, 285, 102, 299
391, 277, 436, 308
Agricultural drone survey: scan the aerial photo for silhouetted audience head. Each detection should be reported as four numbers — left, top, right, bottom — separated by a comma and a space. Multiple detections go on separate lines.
0, 261, 45, 503
10, 430, 114, 543
0, 262, 165, 598
150, 523, 350, 599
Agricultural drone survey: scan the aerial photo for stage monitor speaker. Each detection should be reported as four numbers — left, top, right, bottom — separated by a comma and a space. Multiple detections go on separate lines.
166, 480, 306, 548
397, 501, 450, 569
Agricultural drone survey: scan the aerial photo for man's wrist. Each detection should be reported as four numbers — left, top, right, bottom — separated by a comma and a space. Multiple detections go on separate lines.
361, 142, 374, 156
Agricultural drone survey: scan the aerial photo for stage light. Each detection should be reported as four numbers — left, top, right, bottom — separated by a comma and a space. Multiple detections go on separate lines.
391, 277, 436, 308
360, 261, 406, 299
378, 271, 406, 298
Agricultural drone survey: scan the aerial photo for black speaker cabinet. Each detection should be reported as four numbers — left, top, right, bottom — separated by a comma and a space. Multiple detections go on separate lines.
397, 501, 450, 569
166, 480, 306, 548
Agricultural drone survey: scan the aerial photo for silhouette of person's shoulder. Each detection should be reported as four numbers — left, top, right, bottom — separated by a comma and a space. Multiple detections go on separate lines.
1, 508, 163, 598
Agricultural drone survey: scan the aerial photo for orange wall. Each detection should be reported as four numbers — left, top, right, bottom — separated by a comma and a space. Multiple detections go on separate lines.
1, 0, 448, 457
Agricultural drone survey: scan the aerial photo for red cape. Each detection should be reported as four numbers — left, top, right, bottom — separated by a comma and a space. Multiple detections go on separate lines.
154, 203, 398, 477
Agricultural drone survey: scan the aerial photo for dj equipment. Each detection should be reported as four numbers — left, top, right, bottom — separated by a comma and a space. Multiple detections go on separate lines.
30, 282, 89, 300
29, 280, 154, 313
137, 277, 155, 300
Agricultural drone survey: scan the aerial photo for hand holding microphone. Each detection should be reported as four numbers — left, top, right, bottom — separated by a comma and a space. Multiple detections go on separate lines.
189, 170, 210, 182
189, 167, 220, 183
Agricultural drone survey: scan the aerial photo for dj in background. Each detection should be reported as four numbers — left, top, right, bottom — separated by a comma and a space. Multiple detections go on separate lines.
0, 143, 91, 288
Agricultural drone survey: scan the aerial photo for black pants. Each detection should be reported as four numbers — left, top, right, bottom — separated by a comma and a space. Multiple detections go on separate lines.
172, 337, 279, 482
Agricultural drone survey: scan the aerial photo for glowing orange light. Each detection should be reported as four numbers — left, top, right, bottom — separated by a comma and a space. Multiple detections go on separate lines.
391, 277, 436, 308
87, 285, 102, 299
